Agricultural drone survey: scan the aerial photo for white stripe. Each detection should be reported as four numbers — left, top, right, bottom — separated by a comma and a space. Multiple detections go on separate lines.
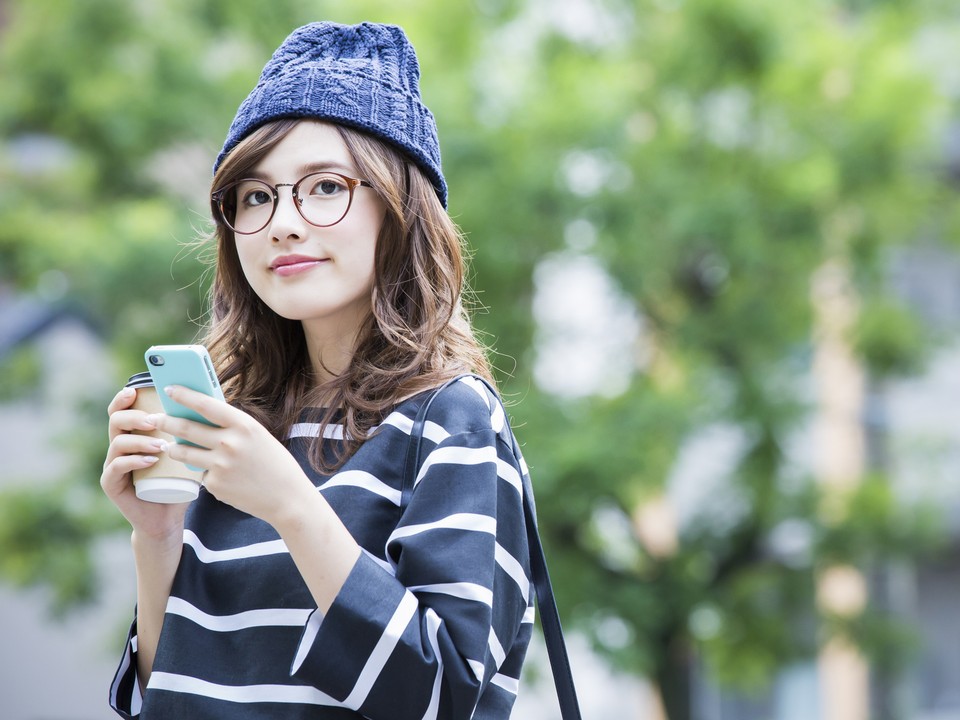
183, 530, 288, 563
286, 422, 345, 440
489, 396, 505, 433
321, 470, 401, 505
491, 673, 520, 695
131, 678, 143, 715
110, 637, 138, 712
467, 658, 486, 683
415, 445, 499, 486
495, 543, 530, 603
388, 513, 496, 546
166, 596, 312, 632
377, 410, 413, 435
409, 582, 493, 607
421, 420, 450, 445
496, 459, 523, 496
488, 628, 506, 668
291, 610, 324, 674
343, 591, 419, 710
462, 376, 491, 409
148, 672, 340, 706
523, 605, 536, 624
421, 609, 445, 720
378, 411, 450, 445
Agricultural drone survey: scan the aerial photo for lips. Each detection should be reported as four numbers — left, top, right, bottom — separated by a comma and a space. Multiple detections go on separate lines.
270, 254, 326, 277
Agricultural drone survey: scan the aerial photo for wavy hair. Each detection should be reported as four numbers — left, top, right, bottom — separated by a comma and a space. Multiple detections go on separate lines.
200, 118, 494, 471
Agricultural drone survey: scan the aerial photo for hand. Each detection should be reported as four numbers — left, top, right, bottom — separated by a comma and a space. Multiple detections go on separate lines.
149, 386, 315, 526
100, 387, 189, 543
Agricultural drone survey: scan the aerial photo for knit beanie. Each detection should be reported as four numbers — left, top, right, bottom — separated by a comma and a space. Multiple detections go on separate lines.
215, 22, 447, 207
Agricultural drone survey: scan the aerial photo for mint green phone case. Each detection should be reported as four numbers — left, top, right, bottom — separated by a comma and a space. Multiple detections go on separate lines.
144, 345, 225, 469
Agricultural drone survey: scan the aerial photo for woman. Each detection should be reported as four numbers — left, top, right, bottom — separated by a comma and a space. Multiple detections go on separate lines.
102, 22, 533, 719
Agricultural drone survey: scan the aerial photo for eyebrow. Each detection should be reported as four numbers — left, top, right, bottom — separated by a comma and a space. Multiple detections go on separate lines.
247, 161, 359, 181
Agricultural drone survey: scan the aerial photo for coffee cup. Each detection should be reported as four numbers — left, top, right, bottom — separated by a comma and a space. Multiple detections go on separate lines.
126, 372, 203, 503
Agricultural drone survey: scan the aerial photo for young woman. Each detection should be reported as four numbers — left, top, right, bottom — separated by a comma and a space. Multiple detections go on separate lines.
101, 22, 533, 719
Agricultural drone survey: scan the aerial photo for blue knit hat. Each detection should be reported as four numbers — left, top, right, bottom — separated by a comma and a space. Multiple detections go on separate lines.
215, 22, 447, 207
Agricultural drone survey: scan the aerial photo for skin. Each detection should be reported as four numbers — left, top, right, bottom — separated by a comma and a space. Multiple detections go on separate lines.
100, 121, 384, 689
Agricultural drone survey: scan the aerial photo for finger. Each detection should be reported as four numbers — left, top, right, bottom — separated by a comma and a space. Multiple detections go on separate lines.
107, 386, 137, 415
162, 385, 233, 426
162, 440, 210, 472
148, 414, 220, 449
100, 454, 159, 492
107, 433, 168, 461
109, 408, 157, 440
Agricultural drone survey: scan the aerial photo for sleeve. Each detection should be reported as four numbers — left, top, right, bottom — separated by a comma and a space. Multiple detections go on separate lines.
289, 388, 532, 720
108, 612, 144, 718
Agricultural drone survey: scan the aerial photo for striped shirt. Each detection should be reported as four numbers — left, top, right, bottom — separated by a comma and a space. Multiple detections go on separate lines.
109, 375, 534, 719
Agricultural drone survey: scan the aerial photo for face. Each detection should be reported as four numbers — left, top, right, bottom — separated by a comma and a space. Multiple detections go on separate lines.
231, 121, 385, 345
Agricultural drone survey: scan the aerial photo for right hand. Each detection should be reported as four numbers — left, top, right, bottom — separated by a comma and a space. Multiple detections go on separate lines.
100, 386, 189, 542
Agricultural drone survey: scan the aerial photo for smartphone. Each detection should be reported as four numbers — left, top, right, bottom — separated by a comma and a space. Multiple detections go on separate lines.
144, 345, 225, 459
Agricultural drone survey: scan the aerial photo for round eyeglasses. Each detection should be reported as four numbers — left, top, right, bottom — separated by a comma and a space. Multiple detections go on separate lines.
212, 172, 373, 235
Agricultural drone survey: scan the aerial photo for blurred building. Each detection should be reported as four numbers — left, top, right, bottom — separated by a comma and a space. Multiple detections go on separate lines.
0, 291, 130, 720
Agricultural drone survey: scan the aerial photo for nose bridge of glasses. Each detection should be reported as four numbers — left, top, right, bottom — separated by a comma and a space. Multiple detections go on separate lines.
272, 182, 304, 210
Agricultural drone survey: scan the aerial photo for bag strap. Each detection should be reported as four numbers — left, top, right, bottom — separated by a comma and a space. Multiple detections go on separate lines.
402, 375, 583, 720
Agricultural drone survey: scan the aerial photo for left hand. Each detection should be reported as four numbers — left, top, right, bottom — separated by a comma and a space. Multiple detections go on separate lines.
149, 386, 314, 525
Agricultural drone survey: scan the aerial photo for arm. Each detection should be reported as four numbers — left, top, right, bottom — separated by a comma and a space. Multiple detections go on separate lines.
129, 528, 183, 689
289, 426, 533, 719
270, 483, 363, 615
101, 387, 191, 711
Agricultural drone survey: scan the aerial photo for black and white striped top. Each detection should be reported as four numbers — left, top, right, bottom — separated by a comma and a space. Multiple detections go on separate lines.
109, 376, 534, 719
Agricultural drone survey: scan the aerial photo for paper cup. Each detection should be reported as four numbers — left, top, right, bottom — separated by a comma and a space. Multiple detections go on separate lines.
126, 372, 203, 504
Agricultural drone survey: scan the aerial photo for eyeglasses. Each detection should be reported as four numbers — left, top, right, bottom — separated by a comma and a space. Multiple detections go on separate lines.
212, 172, 373, 235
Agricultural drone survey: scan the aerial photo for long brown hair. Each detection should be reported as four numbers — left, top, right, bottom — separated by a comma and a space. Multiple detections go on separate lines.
201, 118, 494, 471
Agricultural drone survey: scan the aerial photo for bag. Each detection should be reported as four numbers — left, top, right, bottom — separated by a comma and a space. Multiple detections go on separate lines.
403, 375, 583, 720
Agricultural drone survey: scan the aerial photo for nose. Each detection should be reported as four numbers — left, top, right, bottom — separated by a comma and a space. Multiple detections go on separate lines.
268, 183, 306, 242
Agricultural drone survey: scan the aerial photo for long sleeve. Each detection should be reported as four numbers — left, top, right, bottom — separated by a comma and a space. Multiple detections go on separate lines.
108, 614, 143, 718
289, 380, 534, 719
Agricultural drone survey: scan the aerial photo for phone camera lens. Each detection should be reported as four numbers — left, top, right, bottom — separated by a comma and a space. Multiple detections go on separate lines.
148, 354, 165, 366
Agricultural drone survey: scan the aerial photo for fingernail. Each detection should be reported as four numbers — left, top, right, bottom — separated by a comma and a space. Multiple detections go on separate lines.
122, 386, 135, 397
164, 386, 176, 397
144, 414, 160, 427
142, 456, 159, 464
156, 440, 169, 453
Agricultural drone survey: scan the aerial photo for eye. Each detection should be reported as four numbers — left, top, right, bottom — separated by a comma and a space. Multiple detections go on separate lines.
307, 174, 348, 198
241, 188, 273, 208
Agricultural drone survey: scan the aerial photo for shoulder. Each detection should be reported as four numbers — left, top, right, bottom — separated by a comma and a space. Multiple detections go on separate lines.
399, 374, 511, 440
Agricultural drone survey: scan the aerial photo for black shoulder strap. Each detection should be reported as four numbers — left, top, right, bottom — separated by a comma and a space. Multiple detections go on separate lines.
402, 375, 583, 720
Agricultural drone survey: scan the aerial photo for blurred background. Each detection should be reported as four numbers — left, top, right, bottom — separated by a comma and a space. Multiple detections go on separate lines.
2, 0, 960, 718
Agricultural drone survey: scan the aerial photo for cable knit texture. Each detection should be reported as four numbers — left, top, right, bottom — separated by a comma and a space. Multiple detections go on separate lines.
216, 22, 447, 207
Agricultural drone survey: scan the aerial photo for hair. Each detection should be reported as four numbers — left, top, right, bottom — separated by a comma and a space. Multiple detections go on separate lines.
201, 118, 494, 472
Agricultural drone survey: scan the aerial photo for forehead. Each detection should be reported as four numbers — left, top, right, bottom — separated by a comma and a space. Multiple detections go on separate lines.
252, 121, 357, 178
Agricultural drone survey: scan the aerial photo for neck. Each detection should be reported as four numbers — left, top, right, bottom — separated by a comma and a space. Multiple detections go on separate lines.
301, 318, 364, 386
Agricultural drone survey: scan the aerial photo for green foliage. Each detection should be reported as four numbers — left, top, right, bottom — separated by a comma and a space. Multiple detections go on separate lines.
0, 483, 106, 615
853, 297, 929, 376
0, 0, 957, 715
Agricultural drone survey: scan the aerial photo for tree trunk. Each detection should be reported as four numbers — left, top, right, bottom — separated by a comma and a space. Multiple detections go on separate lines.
655, 637, 693, 720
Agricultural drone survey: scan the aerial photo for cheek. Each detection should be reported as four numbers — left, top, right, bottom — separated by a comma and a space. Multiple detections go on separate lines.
233, 241, 262, 282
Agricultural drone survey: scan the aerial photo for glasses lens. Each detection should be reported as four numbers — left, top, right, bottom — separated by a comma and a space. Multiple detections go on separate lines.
296, 172, 354, 227
226, 179, 275, 234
